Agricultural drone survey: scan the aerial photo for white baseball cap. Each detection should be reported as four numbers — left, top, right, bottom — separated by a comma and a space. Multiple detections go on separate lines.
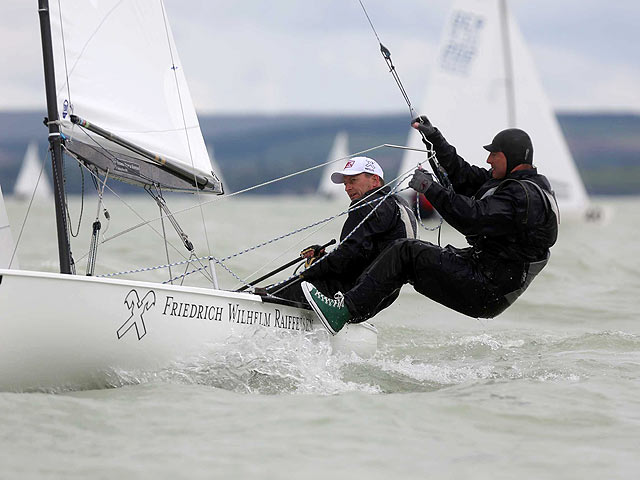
330, 156, 384, 184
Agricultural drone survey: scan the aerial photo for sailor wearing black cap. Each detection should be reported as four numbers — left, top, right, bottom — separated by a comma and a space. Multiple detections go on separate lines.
301, 115, 559, 335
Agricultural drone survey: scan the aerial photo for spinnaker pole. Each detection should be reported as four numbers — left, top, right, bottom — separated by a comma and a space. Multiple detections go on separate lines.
38, 0, 73, 274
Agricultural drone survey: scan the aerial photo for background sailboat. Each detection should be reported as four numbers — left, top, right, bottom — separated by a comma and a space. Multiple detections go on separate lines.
402, 0, 596, 221
317, 131, 349, 199
0, 185, 18, 269
13, 141, 52, 201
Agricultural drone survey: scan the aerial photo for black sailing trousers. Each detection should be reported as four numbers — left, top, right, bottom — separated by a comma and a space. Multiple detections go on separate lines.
344, 238, 524, 320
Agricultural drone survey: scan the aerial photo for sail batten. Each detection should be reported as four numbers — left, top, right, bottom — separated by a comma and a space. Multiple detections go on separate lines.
49, 0, 222, 194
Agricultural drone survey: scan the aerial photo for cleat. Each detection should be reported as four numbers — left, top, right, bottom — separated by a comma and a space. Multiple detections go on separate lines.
301, 281, 351, 335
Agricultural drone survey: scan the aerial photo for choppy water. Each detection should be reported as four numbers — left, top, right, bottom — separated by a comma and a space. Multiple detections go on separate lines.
2, 194, 640, 479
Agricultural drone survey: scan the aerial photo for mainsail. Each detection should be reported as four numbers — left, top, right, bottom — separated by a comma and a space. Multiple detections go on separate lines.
13, 141, 53, 201
48, 0, 222, 194
317, 131, 349, 199
403, 0, 590, 217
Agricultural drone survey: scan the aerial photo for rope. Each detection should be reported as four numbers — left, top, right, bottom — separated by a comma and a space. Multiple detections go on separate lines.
99, 143, 430, 244
356, 0, 452, 190
96, 150, 444, 286
96, 192, 387, 280
357, 0, 416, 117
63, 146, 211, 283
65, 137, 443, 287
65, 158, 84, 238
265, 173, 414, 294
159, 1, 216, 287
95, 177, 410, 283
56, 0, 72, 112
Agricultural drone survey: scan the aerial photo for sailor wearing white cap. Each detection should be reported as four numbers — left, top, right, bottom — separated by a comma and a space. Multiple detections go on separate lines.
276, 155, 416, 315
330, 156, 385, 202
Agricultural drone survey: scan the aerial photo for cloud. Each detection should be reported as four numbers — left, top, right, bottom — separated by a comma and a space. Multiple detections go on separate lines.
531, 44, 640, 112
0, 0, 638, 113
0, 2, 43, 110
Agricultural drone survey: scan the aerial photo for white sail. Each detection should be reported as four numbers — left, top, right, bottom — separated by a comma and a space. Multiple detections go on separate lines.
49, 0, 221, 193
0, 185, 18, 269
317, 131, 349, 199
404, 0, 591, 218
13, 141, 52, 201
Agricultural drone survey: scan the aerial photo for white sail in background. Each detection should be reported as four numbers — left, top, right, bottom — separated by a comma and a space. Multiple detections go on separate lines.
317, 131, 349, 199
13, 142, 52, 201
49, 0, 221, 193
0, 185, 18, 269
403, 0, 590, 218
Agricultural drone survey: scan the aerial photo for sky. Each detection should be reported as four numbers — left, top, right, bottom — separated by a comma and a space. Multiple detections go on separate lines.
1, 0, 638, 114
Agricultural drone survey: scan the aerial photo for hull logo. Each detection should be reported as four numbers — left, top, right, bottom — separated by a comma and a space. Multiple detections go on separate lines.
118, 289, 156, 340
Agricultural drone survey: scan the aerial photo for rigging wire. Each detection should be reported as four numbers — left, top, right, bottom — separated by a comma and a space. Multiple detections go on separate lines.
55, 0, 72, 115
233, 152, 444, 289
63, 146, 212, 283
98, 154, 440, 288
85, 168, 108, 276
160, 1, 217, 288
266, 174, 415, 295
100, 142, 430, 244
64, 159, 84, 238
356, 0, 452, 191
357, 0, 416, 118
52, 1, 212, 281
153, 187, 174, 284
39, 2, 443, 290
97, 188, 393, 281
8, 143, 51, 269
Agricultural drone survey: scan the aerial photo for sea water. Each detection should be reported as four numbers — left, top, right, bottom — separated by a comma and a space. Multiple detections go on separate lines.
1, 195, 639, 479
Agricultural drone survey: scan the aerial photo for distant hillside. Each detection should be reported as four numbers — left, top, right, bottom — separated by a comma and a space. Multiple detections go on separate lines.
557, 113, 640, 194
0, 111, 638, 195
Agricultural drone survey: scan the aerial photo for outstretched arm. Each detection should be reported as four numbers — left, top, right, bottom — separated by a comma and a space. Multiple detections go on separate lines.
412, 116, 491, 196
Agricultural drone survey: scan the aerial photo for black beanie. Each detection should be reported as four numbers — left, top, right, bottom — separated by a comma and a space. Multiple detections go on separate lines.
483, 128, 534, 173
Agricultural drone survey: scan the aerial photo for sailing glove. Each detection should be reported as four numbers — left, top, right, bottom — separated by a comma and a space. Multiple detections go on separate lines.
409, 169, 434, 194
411, 115, 436, 137
301, 244, 326, 268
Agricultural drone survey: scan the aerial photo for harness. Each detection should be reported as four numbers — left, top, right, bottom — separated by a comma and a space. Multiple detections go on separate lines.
480, 177, 559, 306
394, 194, 418, 239
480, 178, 559, 227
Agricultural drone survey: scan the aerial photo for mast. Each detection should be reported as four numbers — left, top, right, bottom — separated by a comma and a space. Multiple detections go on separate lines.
499, 0, 516, 126
38, 0, 73, 274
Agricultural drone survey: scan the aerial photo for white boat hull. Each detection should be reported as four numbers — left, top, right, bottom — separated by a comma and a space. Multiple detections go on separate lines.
0, 269, 377, 391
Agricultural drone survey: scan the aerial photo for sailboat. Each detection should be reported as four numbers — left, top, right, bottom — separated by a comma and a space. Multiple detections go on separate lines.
13, 141, 53, 201
0, 185, 18, 269
0, 1, 376, 392
402, 0, 598, 221
317, 131, 349, 199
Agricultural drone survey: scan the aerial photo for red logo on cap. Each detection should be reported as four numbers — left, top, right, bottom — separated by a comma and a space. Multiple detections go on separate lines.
344, 160, 355, 169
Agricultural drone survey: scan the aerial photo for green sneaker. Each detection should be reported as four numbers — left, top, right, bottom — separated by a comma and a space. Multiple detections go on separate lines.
301, 281, 351, 335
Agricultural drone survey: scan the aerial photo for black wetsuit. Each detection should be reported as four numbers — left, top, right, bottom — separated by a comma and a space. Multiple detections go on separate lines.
343, 129, 559, 320
277, 186, 416, 310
